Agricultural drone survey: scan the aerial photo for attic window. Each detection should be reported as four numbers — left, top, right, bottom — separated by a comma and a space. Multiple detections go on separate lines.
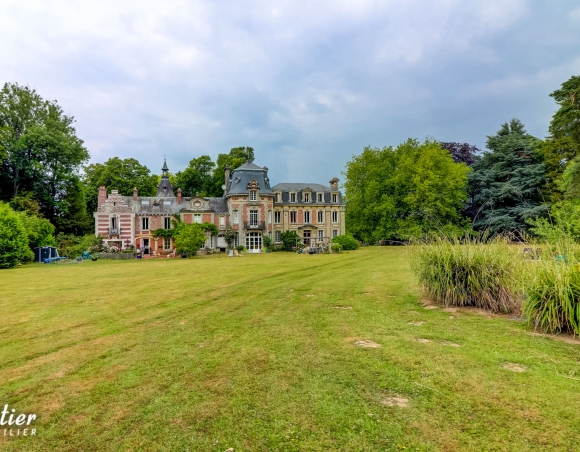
163, 200, 171, 206
141, 200, 149, 205
303, 193, 310, 203
249, 190, 257, 201
290, 193, 296, 203
317, 193, 323, 202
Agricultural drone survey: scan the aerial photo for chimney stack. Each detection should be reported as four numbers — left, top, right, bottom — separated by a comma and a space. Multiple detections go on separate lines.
133, 186, 138, 201
177, 188, 182, 204
98, 186, 107, 208
224, 164, 231, 192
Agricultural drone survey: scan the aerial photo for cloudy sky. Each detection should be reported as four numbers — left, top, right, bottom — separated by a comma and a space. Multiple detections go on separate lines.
1, 0, 579, 184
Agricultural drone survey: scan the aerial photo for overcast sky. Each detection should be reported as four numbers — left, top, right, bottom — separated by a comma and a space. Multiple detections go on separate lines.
2, 0, 579, 185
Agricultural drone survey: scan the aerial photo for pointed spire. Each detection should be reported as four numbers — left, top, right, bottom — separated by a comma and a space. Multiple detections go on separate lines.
162, 159, 169, 177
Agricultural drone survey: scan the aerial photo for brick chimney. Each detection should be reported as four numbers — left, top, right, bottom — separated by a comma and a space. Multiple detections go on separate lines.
177, 188, 182, 204
133, 186, 138, 201
98, 186, 107, 208
329, 177, 339, 190
224, 164, 231, 192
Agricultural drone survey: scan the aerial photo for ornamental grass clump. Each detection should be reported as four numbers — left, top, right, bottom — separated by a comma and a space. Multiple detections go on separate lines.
522, 241, 580, 335
411, 235, 521, 313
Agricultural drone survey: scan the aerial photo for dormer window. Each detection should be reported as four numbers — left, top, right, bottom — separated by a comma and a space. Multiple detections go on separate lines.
304, 193, 310, 203
332, 193, 338, 203
249, 190, 257, 201
290, 193, 296, 203
317, 193, 323, 202
275, 192, 281, 203
163, 200, 171, 206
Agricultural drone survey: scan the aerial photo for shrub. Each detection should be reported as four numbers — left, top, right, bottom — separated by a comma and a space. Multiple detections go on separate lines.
411, 235, 521, 313
331, 234, 359, 250
174, 223, 206, 256
522, 242, 580, 335
236, 245, 244, 252
263, 234, 272, 249
331, 243, 343, 253
19, 212, 56, 248
280, 230, 300, 251
0, 202, 33, 268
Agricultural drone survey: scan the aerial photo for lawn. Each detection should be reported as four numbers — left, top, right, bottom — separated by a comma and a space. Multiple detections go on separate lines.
1, 247, 579, 451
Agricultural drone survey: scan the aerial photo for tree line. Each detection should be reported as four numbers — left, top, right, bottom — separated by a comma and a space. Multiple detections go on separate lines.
344, 75, 580, 243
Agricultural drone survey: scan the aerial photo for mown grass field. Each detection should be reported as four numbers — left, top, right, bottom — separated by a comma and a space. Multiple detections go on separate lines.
1, 247, 579, 451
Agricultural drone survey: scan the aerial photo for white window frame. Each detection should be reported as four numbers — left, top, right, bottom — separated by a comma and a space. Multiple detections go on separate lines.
332, 211, 338, 223
317, 211, 324, 223
304, 211, 310, 224
268, 211, 272, 224
275, 192, 281, 202
249, 190, 257, 201
233, 210, 239, 224
333, 230, 338, 238
141, 217, 149, 230
249, 210, 258, 226
234, 232, 240, 247
164, 217, 171, 229
219, 216, 225, 226
303, 193, 310, 203
193, 214, 202, 224
290, 192, 296, 203
275, 230, 281, 242
317, 193, 323, 203
318, 230, 324, 241
290, 211, 297, 223
164, 237, 171, 250
332, 193, 338, 203
274, 211, 281, 223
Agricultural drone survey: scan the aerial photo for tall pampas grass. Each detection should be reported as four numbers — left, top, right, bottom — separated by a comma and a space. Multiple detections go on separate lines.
411, 234, 522, 313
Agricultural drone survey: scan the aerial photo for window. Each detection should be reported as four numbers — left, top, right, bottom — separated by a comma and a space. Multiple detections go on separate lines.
233, 210, 239, 224
332, 211, 338, 223
317, 193, 324, 202
290, 193, 296, 203
249, 190, 257, 201
141, 200, 149, 205
268, 211, 272, 224
317, 211, 324, 223
193, 214, 202, 224
275, 193, 281, 202
332, 193, 338, 203
219, 216, 225, 227
164, 237, 171, 250
304, 211, 310, 224
246, 232, 262, 250
164, 217, 171, 229
234, 232, 239, 247
274, 211, 281, 223
318, 230, 324, 241
141, 217, 149, 230
275, 230, 281, 242
290, 211, 297, 223
110, 216, 117, 229
249, 210, 258, 226
333, 230, 338, 238
304, 193, 310, 203
163, 200, 171, 206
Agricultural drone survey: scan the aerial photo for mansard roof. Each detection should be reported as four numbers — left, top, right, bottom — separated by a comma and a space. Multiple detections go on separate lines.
226, 160, 273, 196
272, 183, 333, 192
207, 197, 228, 214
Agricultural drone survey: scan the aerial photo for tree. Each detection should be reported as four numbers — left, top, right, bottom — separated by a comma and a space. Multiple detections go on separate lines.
173, 223, 206, 256
18, 212, 56, 249
174, 155, 217, 197
468, 119, 547, 234
213, 147, 255, 193
344, 139, 471, 243
0, 83, 90, 223
0, 202, 33, 268
539, 75, 580, 201
51, 176, 93, 235
83, 157, 158, 213
528, 200, 580, 243
280, 230, 300, 251
439, 142, 480, 166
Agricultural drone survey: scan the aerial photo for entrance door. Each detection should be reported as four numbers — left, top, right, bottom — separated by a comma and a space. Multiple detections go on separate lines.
303, 230, 311, 246
245, 232, 262, 252
143, 238, 150, 255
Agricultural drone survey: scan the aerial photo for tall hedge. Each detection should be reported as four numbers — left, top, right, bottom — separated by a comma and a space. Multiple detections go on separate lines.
0, 203, 33, 268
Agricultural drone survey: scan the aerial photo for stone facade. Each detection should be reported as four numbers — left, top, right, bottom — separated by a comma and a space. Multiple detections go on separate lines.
94, 159, 346, 254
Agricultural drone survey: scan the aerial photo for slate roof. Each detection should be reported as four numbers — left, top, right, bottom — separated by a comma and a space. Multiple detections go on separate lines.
226, 160, 273, 196
272, 183, 331, 192
207, 197, 229, 214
